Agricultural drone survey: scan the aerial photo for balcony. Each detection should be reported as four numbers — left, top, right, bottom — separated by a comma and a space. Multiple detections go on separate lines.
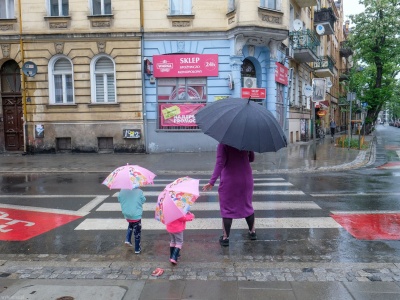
289, 29, 320, 63
314, 8, 337, 35
293, 0, 317, 7
339, 41, 353, 57
313, 55, 336, 77
339, 68, 350, 81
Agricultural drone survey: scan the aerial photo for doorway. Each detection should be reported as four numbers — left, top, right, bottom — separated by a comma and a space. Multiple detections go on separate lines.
1, 60, 23, 151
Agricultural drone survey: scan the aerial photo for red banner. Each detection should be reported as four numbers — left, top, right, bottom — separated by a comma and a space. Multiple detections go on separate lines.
153, 54, 219, 78
160, 104, 205, 127
275, 62, 288, 85
241, 88, 266, 99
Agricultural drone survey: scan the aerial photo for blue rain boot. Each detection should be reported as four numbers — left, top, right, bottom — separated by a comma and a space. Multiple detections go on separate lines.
170, 247, 180, 264
134, 239, 141, 254
125, 225, 133, 247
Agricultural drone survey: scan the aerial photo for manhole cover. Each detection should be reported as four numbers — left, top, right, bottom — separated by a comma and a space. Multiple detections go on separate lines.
56, 297, 74, 300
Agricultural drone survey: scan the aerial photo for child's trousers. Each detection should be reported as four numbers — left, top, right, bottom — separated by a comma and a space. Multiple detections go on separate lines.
126, 220, 141, 246
169, 231, 184, 249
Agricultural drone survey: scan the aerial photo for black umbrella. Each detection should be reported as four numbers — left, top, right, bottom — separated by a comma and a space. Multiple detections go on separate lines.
195, 98, 287, 153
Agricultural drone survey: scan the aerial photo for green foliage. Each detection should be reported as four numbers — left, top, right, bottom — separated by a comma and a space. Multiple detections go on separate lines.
345, 0, 400, 124
337, 138, 369, 150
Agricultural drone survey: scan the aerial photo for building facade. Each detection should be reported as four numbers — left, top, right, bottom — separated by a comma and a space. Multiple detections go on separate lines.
0, 0, 349, 154
0, 0, 144, 153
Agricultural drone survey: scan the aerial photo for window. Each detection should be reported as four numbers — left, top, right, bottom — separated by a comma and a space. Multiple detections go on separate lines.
170, 0, 191, 15
49, 0, 68, 16
260, 0, 281, 11
157, 77, 207, 130
92, 0, 111, 15
91, 55, 116, 103
48, 56, 74, 104
228, 0, 235, 12
0, 0, 15, 19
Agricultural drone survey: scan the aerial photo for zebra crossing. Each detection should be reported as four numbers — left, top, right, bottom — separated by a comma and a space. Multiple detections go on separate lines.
74, 176, 343, 231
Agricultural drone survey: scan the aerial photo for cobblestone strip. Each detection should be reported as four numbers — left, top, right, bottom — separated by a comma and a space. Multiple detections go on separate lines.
1, 255, 400, 282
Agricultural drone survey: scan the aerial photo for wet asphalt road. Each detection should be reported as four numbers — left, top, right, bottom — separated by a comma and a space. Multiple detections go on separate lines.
0, 125, 399, 265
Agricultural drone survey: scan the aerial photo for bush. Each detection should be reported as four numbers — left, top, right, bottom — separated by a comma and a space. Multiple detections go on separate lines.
336, 137, 369, 150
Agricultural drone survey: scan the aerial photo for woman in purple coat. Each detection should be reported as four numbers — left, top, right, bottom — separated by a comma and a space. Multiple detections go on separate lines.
203, 143, 257, 246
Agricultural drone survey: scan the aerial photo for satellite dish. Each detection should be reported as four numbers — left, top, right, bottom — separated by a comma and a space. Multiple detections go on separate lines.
293, 19, 303, 31
326, 78, 333, 88
316, 24, 325, 35
303, 84, 313, 97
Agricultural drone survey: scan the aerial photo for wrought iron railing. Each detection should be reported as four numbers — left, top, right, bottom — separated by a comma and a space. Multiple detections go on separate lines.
289, 29, 320, 54
312, 55, 336, 71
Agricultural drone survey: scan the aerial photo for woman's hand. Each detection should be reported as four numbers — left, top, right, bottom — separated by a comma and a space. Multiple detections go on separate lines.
202, 183, 213, 191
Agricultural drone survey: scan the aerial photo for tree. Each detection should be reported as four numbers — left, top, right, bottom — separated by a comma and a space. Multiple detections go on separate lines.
346, 0, 400, 130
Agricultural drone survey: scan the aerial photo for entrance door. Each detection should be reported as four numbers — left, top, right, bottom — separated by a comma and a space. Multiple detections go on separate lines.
1, 60, 23, 151
3, 96, 23, 151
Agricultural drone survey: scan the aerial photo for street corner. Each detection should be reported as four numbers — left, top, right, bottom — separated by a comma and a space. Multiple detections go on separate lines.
331, 213, 400, 240
0, 208, 83, 241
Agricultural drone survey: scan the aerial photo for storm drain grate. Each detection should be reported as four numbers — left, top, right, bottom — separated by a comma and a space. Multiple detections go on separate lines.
56, 297, 74, 300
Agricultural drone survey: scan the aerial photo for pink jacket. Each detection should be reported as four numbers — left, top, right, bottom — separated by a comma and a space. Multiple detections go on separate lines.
166, 212, 195, 233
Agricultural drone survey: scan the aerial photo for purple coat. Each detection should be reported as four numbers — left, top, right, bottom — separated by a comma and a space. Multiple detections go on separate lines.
209, 144, 255, 218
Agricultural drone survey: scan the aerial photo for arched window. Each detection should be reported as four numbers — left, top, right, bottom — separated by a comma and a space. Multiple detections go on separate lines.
0, 60, 21, 93
90, 55, 116, 103
48, 56, 74, 104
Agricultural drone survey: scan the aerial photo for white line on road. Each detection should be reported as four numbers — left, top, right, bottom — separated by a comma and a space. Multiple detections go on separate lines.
140, 182, 293, 188
0, 204, 88, 216
78, 196, 108, 213
97, 201, 321, 212
311, 193, 400, 197
0, 195, 105, 198
74, 217, 341, 231
112, 191, 305, 197
331, 210, 400, 215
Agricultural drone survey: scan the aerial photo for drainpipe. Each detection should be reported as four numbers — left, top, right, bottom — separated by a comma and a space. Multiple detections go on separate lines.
139, 0, 148, 153
18, 0, 27, 154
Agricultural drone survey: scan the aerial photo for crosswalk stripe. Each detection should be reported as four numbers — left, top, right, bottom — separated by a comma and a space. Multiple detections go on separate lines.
152, 178, 286, 182
96, 201, 321, 212
142, 182, 293, 188
74, 217, 341, 230
311, 192, 400, 197
0, 204, 88, 216
331, 210, 400, 214
111, 191, 305, 197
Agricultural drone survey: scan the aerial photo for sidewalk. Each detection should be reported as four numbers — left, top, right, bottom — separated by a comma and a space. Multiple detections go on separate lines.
0, 134, 375, 174
0, 134, 385, 300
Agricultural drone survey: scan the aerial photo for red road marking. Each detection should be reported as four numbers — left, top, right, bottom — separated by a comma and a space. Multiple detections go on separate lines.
377, 162, 400, 169
332, 213, 400, 240
0, 208, 82, 241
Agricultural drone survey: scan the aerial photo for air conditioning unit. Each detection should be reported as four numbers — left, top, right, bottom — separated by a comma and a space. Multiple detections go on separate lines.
285, 46, 294, 59
243, 77, 257, 88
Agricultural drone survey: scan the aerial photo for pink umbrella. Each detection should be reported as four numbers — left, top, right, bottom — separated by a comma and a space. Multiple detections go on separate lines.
155, 177, 199, 225
102, 164, 156, 190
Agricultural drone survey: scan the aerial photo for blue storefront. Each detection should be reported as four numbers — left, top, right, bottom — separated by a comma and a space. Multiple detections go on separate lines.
142, 29, 289, 153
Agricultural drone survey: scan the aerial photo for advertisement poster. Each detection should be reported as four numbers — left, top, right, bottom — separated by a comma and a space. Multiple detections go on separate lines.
160, 104, 205, 127
153, 54, 219, 78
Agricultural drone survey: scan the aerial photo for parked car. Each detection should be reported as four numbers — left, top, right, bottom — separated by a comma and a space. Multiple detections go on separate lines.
394, 120, 400, 128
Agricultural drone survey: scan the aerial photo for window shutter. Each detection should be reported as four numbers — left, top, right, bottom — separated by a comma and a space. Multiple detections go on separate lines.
95, 57, 113, 72
96, 74, 105, 102
54, 58, 72, 72
107, 74, 115, 102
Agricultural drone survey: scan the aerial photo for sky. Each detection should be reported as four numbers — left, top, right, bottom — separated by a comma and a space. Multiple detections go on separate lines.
342, 0, 365, 20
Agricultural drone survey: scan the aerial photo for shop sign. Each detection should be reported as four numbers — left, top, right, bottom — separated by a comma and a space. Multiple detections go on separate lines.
317, 110, 327, 116
241, 88, 266, 99
153, 54, 219, 78
160, 104, 205, 127
275, 62, 288, 85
